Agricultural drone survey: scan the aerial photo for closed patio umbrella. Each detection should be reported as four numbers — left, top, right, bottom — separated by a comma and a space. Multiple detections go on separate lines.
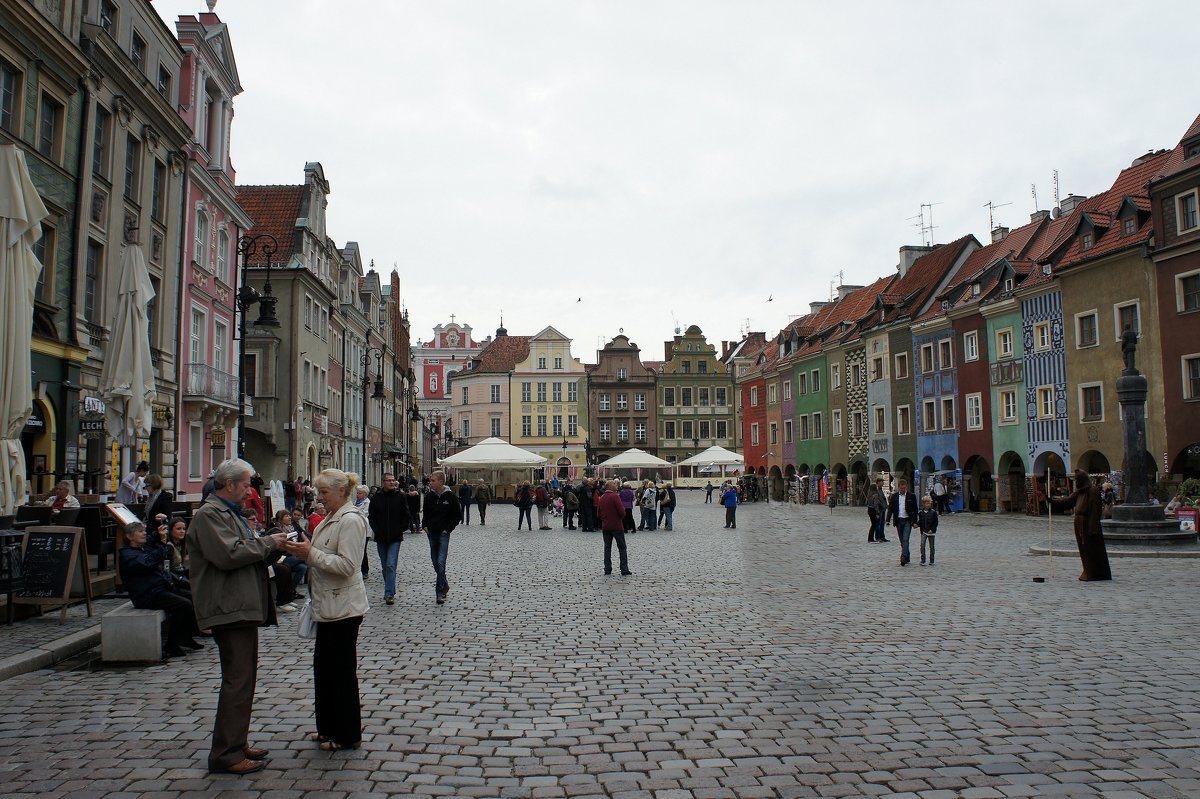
98, 244, 157, 465
0, 145, 48, 515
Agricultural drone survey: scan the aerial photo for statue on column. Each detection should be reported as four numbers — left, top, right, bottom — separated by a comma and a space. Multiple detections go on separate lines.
1121, 325, 1138, 373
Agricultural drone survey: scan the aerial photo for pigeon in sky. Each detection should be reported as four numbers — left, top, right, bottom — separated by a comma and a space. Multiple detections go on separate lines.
767, 295, 773, 302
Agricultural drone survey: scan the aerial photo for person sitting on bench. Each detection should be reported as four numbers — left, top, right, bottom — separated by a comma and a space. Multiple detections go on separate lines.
119, 521, 201, 658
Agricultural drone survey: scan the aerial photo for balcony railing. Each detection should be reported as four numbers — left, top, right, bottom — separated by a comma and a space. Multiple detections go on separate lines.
184, 363, 238, 405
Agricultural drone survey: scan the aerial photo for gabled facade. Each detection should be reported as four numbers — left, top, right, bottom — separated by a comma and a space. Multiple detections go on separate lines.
659, 325, 736, 466
588, 334, 658, 465
413, 318, 487, 467
508, 326, 587, 470
449, 328, 530, 460
174, 10, 252, 497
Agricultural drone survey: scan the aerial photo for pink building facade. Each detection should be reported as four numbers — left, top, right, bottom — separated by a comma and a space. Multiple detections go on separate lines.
173, 12, 252, 496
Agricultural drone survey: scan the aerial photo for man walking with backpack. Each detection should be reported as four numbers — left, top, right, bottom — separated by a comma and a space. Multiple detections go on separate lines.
421, 470, 460, 604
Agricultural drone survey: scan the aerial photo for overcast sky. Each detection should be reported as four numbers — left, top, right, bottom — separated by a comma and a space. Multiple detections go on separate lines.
155, 0, 1198, 362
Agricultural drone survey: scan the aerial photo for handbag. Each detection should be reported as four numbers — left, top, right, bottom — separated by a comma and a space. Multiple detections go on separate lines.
297, 598, 317, 639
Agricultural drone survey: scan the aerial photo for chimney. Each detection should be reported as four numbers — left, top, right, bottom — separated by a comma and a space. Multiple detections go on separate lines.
898, 245, 936, 278
664, 341, 675, 361
991, 226, 1010, 243
809, 301, 829, 314
1057, 193, 1087, 216
1030, 209, 1051, 223
836, 284, 864, 300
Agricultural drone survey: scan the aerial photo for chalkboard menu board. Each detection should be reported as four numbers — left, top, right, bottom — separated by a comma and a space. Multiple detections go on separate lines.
19, 530, 75, 598
14, 527, 93, 622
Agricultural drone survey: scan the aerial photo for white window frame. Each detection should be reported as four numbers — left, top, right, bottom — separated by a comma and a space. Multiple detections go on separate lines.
783, 380, 791, 401
1036, 385, 1055, 420
896, 405, 911, 436
188, 422, 203, 478
784, 419, 792, 443
769, 422, 778, 445
873, 405, 886, 435
1176, 188, 1200, 234
941, 397, 956, 430
812, 412, 823, 439
964, 331, 979, 362
750, 423, 760, 446
750, 386, 758, 406
800, 415, 809, 440
1177, 270, 1200, 313
1000, 389, 1018, 424
895, 351, 909, 379
634, 393, 646, 411
1033, 322, 1051, 352
1078, 382, 1105, 422
811, 369, 821, 392
922, 400, 936, 432
938, 339, 953, 369
1113, 300, 1141, 341
919, 343, 934, 373
1075, 310, 1099, 349
768, 383, 777, 404
598, 393, 611, 411
853, 410, 865, 439
870, 355, 885, 382
1182, 354, 1200, 401
966, 393, 983, 430
997, 327, 1014, 359
831, 363, 841, 390
832, 409, 843, 437
490, 417, 502, 437
491, 384, 501, 403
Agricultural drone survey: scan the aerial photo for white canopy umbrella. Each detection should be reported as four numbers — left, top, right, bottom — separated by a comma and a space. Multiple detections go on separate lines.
99, 244, 157, 462
678, 445, 745, 467
438, 437, 547, 502
597, 448, 673, 469
0, 145, 48, 515
438, 437, 547, 467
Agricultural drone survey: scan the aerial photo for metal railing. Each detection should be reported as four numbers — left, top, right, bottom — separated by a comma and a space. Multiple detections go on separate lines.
183, 363, 238, 405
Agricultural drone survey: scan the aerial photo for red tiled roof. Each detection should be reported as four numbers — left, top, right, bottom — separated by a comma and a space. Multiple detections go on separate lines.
877, 235, 977, 325
1052, 150, 1173, 271
642, 360, 664, 373
236, 185, 305, 264
471, 336, 531, 373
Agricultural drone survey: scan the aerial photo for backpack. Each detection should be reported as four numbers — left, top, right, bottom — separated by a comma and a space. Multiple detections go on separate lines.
640, 489, 656, 509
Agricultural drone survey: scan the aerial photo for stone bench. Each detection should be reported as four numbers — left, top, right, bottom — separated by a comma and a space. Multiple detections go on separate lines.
101, 601, 165, 663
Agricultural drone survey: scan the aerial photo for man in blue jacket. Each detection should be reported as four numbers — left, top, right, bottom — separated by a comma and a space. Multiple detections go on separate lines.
887, 478, 920, 566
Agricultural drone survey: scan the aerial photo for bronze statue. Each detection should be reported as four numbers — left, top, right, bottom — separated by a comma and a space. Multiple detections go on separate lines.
1121, 325, 1138, 373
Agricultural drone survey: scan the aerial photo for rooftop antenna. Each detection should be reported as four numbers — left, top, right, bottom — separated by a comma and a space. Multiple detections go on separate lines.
1030, 183, 1039, 213
670, 309, 680, 335
912, 202, 940, 245
1052, 170, 1060, 208
983, 200, 1012, 231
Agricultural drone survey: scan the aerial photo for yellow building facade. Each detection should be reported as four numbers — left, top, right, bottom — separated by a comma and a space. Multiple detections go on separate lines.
508, 327, 589, 475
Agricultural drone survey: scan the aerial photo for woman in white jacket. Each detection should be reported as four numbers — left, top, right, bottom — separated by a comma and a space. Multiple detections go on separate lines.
282, 468, 369, 751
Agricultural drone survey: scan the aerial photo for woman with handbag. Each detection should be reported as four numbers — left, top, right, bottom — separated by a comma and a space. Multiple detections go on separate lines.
281, 468, 369, 751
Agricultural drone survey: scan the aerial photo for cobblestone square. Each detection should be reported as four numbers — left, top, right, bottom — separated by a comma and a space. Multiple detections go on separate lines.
1, 492, 1198, 798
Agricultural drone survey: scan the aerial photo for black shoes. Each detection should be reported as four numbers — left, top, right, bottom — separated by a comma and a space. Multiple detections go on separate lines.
183, 638, 204, 650
164, 644, 187, 658
620, 570, 632, 575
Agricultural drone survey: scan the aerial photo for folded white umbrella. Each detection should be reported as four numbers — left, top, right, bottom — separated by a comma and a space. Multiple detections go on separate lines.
99, 244, 157, 449
0, 145, 48, 515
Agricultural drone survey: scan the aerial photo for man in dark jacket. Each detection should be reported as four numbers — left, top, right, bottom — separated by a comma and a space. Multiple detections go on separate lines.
577, 479, 595, 532
406, 482, 422, 533
422, 470, 461, 604
188, 458, 286, 775
886, 478, 920, 566
368, 473, 409, 605
597, 479, 632, 575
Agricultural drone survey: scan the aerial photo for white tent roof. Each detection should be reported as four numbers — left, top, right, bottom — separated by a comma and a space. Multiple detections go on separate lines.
597, 448, 673, 469
678, 445, 744, 467
438, 437, 547, 468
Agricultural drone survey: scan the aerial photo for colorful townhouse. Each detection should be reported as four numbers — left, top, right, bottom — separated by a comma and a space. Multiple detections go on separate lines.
1049, 151, 1173, 493
658, 325, 737, 469
449, 326, 530, 459
508, 326, 587, 473
736, 342, 769, 483
587, 334, 659, 465
1148, 113, 1200, 481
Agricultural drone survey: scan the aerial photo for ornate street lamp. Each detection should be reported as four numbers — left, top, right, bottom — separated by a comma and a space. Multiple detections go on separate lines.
235, 234, 279, 459
361, 346, 384, 481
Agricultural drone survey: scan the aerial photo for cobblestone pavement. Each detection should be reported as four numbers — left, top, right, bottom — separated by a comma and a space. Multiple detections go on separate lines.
0, 596, 125, 662
1, 492, 1198, 798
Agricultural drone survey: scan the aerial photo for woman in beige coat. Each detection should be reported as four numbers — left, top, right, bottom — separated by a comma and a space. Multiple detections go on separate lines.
281, 468, 369, 751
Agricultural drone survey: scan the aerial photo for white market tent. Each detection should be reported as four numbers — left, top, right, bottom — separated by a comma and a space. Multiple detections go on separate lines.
678, 445, 745, 468
438, 437, 547, 468
596, 447, 675, 482
438, 437, 547, 499
678, 445, 745, 483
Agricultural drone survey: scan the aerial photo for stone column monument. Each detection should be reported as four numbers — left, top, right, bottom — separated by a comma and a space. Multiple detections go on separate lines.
1102, 326, 1191, 544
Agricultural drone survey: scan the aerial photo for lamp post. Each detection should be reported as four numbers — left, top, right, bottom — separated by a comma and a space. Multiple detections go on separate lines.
692, 436, 700, 479
235, 234, 280, 459
361, 346, 384, 482
561, 437, 568, 480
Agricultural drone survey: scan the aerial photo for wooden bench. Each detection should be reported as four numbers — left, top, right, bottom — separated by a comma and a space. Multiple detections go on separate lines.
101, 601, 165, 663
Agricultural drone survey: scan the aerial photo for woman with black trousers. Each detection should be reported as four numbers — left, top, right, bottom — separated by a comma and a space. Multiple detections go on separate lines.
281, 468, 369, 751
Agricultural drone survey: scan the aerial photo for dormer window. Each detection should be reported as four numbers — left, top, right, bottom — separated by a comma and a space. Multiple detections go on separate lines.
1004, 277, 1014, 292
1081, 231, 1095, 250
972, 283, 981, 296
1122, 217, 1136, 236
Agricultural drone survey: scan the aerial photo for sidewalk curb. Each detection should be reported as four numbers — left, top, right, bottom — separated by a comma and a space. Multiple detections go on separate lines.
0, 625, 101, 682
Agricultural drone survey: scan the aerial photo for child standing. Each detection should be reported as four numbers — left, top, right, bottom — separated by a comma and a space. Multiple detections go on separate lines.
917, 496, 939, 565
